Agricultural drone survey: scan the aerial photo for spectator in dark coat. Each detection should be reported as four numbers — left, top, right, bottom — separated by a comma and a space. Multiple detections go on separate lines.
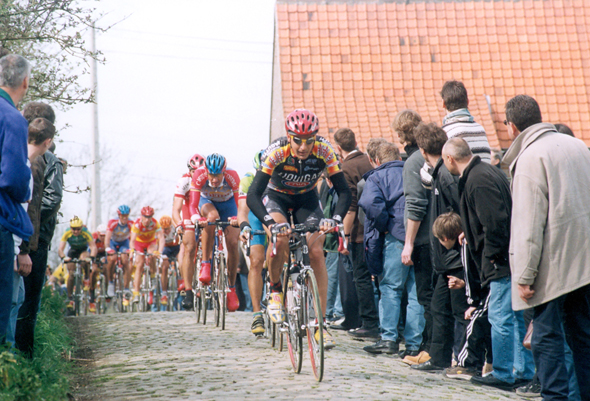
333, 128, 379, 339
443, 137, 534, 390
359, 142, 424, 357
15, 103, 62, 359
411, 123, 469, 372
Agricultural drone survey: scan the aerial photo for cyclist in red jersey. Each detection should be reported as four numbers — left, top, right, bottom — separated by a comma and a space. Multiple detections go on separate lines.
247, 109, 352, 348
189, 153, 241, 312
172, 153, 204, 310
130, 206, 165, 305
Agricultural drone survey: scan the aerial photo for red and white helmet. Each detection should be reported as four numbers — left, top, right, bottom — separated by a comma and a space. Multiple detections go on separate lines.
187, 154, 205, 170
141, 206, 154, 217
285, 109, 319, 137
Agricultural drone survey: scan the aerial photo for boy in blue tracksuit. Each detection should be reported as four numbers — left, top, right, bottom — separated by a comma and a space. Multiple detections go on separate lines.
358, 142, 425, 356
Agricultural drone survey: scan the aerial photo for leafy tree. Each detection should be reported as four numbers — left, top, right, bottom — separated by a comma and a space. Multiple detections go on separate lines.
0, 0, 108, 108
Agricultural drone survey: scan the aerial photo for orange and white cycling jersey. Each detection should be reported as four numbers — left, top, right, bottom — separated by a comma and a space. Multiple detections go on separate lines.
131, 217, 161, 243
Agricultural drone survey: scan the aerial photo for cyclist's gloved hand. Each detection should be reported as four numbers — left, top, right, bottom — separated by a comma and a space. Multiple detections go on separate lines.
229, 216, 239, 227
197, 217, 208, 228
106, 247, 115, 255
153, 250, 161, 257
319, 218, 337, 232
270, 222, 291, 237
239, 225, 252, 242
63, 257, 72, 262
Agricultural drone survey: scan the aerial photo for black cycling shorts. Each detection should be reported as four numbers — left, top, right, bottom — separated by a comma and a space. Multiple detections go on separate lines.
262, 189, 324, 226
67, 248, 87, 259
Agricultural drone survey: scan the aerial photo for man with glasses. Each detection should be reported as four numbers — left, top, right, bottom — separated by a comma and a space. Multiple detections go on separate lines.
246, 109, 352, 349
57, 216, 98, 310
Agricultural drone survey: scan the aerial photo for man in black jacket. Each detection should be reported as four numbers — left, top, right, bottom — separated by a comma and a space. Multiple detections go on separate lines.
411, 123, 469, 372
442, 137, 534, 390
15, 103, 64, 359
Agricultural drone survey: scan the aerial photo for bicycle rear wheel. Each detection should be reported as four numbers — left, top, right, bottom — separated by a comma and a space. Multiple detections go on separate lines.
98, 275, 107, 314
285, 272, 303, 373
304, 270, 324, 382
212, 260, 220, 327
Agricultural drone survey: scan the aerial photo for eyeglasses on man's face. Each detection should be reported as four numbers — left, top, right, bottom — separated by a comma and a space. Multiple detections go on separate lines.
291, 135, 316, 145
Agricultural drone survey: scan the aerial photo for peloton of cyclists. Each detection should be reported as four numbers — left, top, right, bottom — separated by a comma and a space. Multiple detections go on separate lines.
172, 153, 204, 310
130, 206, 165, 305
246, 109, 352, 348
57, 216, 99, 311
189, 153, 241, 312
105, 205, 133, 305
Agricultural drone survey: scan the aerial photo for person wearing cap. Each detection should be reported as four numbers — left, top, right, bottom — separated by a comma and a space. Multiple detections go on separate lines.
87, 224, 108, 313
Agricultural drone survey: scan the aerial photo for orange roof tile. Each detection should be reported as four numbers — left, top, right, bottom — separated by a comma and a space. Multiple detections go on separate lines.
276, 0, 590, 149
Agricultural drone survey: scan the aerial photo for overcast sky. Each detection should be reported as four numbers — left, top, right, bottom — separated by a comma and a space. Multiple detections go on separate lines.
55, 0, 276, 230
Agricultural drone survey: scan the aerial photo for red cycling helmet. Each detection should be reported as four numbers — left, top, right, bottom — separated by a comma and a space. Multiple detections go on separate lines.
285, 109, 319, 137
187, 153, 205, 170
141, 206, 154, 217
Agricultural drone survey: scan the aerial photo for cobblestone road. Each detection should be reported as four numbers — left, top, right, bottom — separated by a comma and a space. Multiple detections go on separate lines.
76, 311, 524, 401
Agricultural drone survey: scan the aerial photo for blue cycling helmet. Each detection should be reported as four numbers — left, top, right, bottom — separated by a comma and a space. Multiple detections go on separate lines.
205, 153, 226, 175
117, 204, 130, 215
252, 149, 264, 170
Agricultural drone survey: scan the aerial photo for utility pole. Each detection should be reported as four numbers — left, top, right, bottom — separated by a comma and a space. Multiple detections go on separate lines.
90, 23, 102, 230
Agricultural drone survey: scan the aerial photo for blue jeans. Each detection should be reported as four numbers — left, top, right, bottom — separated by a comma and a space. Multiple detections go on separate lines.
488, 276, 535, 383
0, 225, 15, 344
532, 284, 590, 401
378, 234, 424, 349
6, 271, 24, 347
325, 251, 342, 320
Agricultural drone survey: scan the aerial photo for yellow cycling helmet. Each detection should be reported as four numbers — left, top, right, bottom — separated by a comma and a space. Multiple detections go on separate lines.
70, 216, 84, 228
159, 215, 172, 229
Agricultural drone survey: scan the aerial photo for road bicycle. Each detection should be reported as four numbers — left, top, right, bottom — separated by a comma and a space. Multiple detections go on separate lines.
166, 256, 180, 311
94, 257, 108, 314
209, 220, 233, 330
109, 251, 128, 313
133, 250, 161, 312
67, 257, 90, 317
194, 240, 209, 323
273, 221, 346, 382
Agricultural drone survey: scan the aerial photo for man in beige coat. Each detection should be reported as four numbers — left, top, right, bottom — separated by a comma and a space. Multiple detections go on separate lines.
503, 94, 590, 400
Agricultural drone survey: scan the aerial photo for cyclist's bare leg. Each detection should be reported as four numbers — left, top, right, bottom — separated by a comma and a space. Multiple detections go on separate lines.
121, 253, 131, 288
106, 254, 116, 282
225, 226, 240, 286
307, 231, 328, 318
147, 243, 158, 276
264, 212, 289, 285
66, 262, 75, 297
181, 229, 196, 290
161, 258, 169, 291
248, 244, 265, 312
133, 254, 145, 293
200, 203, 219, 261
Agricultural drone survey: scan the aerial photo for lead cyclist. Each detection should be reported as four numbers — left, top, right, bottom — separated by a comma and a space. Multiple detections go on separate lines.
246, 109, 351, 349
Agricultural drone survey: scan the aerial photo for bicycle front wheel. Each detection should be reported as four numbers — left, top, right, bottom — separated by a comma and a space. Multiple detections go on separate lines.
168, 272, 177, 312
74, 274, 81, 317
218, 257, 227, 331
304, 270, 324, 382
212, 260, 220, 327
285, 272, 303, 373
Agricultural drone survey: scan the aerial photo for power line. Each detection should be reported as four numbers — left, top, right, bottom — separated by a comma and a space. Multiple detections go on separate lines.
102, 48, 272, 65
110, 27, 272, 45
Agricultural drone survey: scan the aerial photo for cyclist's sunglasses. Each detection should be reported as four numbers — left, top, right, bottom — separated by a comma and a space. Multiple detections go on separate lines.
290, 135, 316, 145
71, 227, 81, 231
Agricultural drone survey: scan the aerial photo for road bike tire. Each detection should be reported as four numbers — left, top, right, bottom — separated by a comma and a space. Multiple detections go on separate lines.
285, 272, 303, 374
195, 284, 202, 322
98, 275, 107, 314
82, 287, 89, 316
154, 277, 161, 312
168, 272, 177, 312
200, 286, 207, 324
116, 268, 125, 313
218, 257, 227, 331
278, 323, 284, 352
213, 258, 220, 328
304, 270, 324, 382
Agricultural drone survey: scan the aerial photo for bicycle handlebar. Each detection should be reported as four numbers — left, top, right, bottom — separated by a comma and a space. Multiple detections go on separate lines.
245, 230, 266, 256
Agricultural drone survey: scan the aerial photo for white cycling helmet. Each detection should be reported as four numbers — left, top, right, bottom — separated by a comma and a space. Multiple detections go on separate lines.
97, 224, 107, 235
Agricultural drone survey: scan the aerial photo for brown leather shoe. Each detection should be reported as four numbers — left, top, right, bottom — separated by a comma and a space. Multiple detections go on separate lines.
402, 350, 431, 366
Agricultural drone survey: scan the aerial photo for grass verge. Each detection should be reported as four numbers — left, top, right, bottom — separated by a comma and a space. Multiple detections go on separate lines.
0, 286, 74, 401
